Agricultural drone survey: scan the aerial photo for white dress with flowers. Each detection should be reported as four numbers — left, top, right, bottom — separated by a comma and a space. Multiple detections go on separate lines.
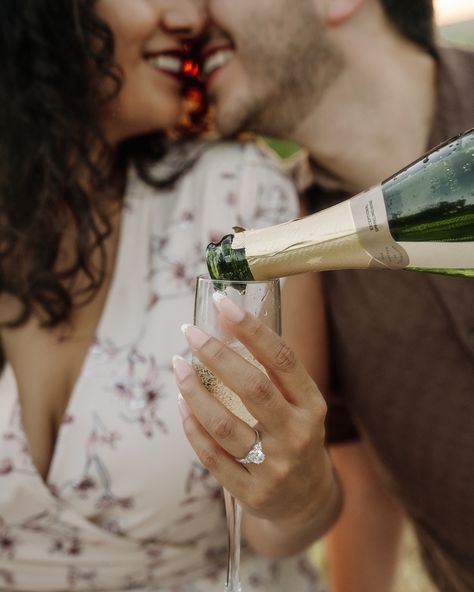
0, 142, 325, 592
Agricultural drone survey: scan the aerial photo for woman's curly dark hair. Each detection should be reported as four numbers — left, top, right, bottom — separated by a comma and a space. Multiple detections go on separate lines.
0, 0, 206, 369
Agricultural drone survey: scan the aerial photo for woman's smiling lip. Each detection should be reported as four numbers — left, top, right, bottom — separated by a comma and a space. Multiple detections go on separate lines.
143, 48, 187, 80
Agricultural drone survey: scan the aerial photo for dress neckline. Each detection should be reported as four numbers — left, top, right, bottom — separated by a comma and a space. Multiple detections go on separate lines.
5, 184, 141, 492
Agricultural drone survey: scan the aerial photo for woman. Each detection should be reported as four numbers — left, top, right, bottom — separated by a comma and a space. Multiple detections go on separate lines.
0, 1, 340, 590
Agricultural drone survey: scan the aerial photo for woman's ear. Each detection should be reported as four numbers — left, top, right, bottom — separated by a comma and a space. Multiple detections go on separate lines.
325, 0, 366, 25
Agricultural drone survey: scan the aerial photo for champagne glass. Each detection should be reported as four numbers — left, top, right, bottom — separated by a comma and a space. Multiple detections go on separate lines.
193, 274, 281, 592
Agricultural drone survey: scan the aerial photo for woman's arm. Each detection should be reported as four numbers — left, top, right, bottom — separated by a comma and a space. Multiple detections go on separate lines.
174, 278, 342, 559
328, 441, 405, 592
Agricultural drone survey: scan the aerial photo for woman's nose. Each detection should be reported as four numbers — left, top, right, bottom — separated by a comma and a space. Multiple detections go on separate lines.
161, 0, 209, 39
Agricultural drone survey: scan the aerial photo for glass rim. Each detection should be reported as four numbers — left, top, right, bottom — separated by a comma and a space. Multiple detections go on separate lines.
196, 273, 280, 286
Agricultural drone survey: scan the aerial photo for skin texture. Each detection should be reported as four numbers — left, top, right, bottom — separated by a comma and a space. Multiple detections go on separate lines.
1, 0, 341, 566
1, 0, 207, 480
180, 0, 438, 586
96, 0, 207, 145
176, 278, 341, 559
203, 0, 343, 137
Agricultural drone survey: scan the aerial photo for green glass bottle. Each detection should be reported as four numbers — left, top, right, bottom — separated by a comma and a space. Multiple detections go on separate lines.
207, 129, 474, 280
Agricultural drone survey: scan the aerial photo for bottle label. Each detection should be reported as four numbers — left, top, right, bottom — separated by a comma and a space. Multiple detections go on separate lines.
350, 186, 409, 269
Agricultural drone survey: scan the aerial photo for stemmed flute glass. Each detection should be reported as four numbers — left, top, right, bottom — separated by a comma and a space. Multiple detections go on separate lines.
193, 275, 281, 592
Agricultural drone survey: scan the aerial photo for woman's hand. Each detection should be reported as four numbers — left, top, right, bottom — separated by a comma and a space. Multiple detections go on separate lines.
173, 294, 341, 558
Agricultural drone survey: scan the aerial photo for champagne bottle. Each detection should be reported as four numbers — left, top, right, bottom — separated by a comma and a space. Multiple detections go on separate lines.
207, 129, 474, 280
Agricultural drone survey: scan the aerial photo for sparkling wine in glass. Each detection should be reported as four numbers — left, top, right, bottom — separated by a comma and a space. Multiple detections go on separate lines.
193, 274, 281, 592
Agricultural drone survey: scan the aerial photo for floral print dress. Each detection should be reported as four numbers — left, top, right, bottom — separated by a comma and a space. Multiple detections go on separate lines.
0, 142, 325, 592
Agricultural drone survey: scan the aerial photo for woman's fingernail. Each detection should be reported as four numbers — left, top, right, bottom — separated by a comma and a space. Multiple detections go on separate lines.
212, 292, 246, 323
178, 393, 191, 421
172, 355, 193, 381
181, 324, 211, 349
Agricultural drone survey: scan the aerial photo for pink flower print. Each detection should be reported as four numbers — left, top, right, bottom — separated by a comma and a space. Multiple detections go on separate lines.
220, 172, 237, 180
96, 493, 134, 512
0, 458, 13, 475
0, 520, 18, 560
104, 519, 126, 537
50, 535, 82, 556
4, 414, 36, 472
48, 484, 61, 499
113, 351, 168, 438
172, 262, 187, 280
0, 569, 14, 587
18, 511, 83, 558
67, 567, 98, 589
72, 476, 97, 495
254, 205, 267, 220
226, 191, 238, 206
84, 419, 120, 467
185, 462, 219, 496
208, 231, 226, 245
148, 230, 202, 292
0, 532, 16, 560
61, 413, 74, 425
147, 292, 160, 311
183, 462, 222, 507
205, 545, 227, 565
141, 539, 164, 566
152, 235, 169, 252
297, 557, 323, 585
181, 210, 194, 223
68, 415, 134, 511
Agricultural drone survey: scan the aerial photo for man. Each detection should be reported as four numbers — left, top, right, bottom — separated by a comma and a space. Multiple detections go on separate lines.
197, 1, 474, 591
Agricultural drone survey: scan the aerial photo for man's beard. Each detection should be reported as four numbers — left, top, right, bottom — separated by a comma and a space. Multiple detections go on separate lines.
216, 2, 343, 138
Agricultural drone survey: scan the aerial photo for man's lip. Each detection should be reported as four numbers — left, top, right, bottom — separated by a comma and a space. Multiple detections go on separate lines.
201, 44, 235, 84
201, 43, 234, 61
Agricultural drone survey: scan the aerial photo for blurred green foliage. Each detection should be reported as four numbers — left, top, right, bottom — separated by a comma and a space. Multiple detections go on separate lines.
263, 137, 301, 160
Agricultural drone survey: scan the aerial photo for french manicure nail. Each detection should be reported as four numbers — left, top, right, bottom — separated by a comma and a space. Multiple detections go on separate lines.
172, 355, 193, 381
181, 324, 211, 349
212, 292, 246, 323
178, 393, 191, 421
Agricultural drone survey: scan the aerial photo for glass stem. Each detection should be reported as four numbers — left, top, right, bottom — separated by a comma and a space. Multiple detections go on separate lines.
223, 488, 243, 592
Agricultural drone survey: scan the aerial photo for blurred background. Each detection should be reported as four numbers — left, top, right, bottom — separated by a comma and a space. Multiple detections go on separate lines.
305, 2, 474, 591
266, 0, 474, 160
436, 0, 474, 40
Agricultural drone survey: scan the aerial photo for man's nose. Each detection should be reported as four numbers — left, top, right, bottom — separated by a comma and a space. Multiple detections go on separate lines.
161, 0, 209, 39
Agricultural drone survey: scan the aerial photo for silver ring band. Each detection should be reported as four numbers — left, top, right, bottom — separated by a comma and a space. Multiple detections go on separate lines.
236, 429, 266, 465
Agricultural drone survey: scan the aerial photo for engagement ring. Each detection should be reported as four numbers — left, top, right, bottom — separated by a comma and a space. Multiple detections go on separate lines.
236, 429, 266, 465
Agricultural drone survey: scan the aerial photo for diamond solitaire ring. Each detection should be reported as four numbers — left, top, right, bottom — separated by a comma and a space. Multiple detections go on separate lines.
236, 429, 266, 465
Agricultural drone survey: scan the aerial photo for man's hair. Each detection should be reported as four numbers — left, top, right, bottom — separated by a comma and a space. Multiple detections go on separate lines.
381, 0, 436, 53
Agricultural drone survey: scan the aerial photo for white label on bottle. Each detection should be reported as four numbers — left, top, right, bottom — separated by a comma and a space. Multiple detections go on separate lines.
350, 185, 409, 269
398, 241, 474, 269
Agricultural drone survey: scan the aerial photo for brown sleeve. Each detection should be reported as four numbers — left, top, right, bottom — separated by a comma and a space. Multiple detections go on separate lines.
325, 392, 360, 444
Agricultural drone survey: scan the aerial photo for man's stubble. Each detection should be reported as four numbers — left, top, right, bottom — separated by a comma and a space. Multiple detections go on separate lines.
216, 1, 344, 139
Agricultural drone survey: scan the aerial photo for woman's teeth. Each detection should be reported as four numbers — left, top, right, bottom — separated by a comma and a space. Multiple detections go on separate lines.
147, 55, 183, 74
203, 50, 234, 77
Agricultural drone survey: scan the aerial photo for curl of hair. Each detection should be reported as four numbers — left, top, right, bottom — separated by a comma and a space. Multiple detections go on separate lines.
381, 0, 436, 54
0, 0, 207, 362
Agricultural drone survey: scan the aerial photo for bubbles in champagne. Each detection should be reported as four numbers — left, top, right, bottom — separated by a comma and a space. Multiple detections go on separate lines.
193, 361, 257, 427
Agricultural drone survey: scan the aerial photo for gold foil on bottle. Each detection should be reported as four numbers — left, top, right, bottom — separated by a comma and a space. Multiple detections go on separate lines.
232, 201, 371, 279
232, 185, 409, 279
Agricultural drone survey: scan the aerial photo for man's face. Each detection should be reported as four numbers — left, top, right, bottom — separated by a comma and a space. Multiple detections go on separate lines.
202, 0, 342, 138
